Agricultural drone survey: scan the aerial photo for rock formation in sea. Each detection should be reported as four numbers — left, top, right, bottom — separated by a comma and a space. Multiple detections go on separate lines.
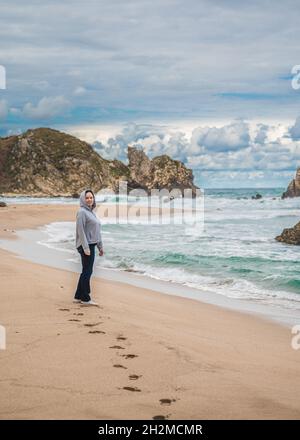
251, 193, 262, 199
127, 146, 199, 197
0, 127, 200, 198
275, 221, 300, 245
281, 168, 300, 199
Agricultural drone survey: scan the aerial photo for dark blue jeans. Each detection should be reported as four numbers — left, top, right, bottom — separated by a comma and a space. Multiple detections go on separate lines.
74, 243, 97, 302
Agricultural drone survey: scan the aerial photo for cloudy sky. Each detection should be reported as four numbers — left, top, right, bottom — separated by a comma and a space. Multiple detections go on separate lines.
1, 0, 300, 187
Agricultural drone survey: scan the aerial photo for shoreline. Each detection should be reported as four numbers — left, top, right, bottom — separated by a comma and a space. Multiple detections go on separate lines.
0, 204, 300, 419
1, 226, 299, 329
1, 202, 300, 330
0, 203, 299, 329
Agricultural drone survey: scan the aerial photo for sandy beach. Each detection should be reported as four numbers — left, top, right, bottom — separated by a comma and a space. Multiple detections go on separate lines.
0, 203, 300, 420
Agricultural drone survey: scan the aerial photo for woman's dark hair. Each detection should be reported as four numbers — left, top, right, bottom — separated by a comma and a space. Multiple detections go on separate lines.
84, 189, 96, 209
85, 189, 95, 198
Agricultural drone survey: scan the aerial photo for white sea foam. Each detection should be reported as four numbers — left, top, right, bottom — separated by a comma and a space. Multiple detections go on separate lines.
32, 192, 300, 314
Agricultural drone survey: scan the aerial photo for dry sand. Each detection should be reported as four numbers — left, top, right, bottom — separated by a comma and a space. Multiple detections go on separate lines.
0, 203, 299, 419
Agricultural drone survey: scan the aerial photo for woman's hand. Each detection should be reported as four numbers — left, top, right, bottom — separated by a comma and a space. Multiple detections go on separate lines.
84, 248, 91, 256
99, 248, 104, 256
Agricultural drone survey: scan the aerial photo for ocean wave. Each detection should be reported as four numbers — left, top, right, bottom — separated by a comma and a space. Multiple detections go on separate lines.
119, 261, 300, 310
36, 198, 300, 314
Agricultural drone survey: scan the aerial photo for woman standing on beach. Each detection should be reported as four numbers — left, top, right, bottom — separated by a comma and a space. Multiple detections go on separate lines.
74, 188, 104, 306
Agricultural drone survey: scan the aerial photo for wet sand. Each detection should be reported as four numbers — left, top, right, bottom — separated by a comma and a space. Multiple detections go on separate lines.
0, 203, 300, 419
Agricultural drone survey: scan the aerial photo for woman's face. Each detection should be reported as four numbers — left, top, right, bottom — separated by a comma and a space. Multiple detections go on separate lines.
85, 191, 94, 207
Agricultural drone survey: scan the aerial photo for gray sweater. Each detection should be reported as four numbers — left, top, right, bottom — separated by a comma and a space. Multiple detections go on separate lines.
75, 189, 103, 252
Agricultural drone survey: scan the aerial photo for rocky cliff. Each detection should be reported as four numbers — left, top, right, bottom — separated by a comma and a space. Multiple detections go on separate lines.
127, 146, 199, 197
281, 168, 300, 199
275, 221, 300, 245
0, 128, 116, 197
0, 127, 200, 197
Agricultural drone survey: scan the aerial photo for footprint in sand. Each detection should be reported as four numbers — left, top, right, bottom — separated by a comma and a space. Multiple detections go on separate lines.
80, 303, 101, 309
109, 345, 125, 350
120, 354, 138, 359
59, 308, 70, 312
122, 386, 141, 392
113, 364, 128, 369
116, 336, 127, 341
84, 322, 102, 327
159, 398, 176, 406
73, 313, 84, 316
68, 319, 81, 322
129, 374, 142, 380
88, 330, 106, 334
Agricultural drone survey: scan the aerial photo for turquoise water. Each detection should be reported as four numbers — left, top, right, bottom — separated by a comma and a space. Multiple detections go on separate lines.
32, 187, 300, 310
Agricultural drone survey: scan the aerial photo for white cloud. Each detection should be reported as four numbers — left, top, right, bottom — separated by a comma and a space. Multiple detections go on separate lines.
1, 1, 300, 122
191, 120, 250, 152
90, 122, 190, 162
73, 86, 87, 96
55, 118, 300, 186
289, 115, 300, 140
254, 123, 269, 144
69, 120, 297, 178
9, 107, 21, 116
22, 95, 70, 120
